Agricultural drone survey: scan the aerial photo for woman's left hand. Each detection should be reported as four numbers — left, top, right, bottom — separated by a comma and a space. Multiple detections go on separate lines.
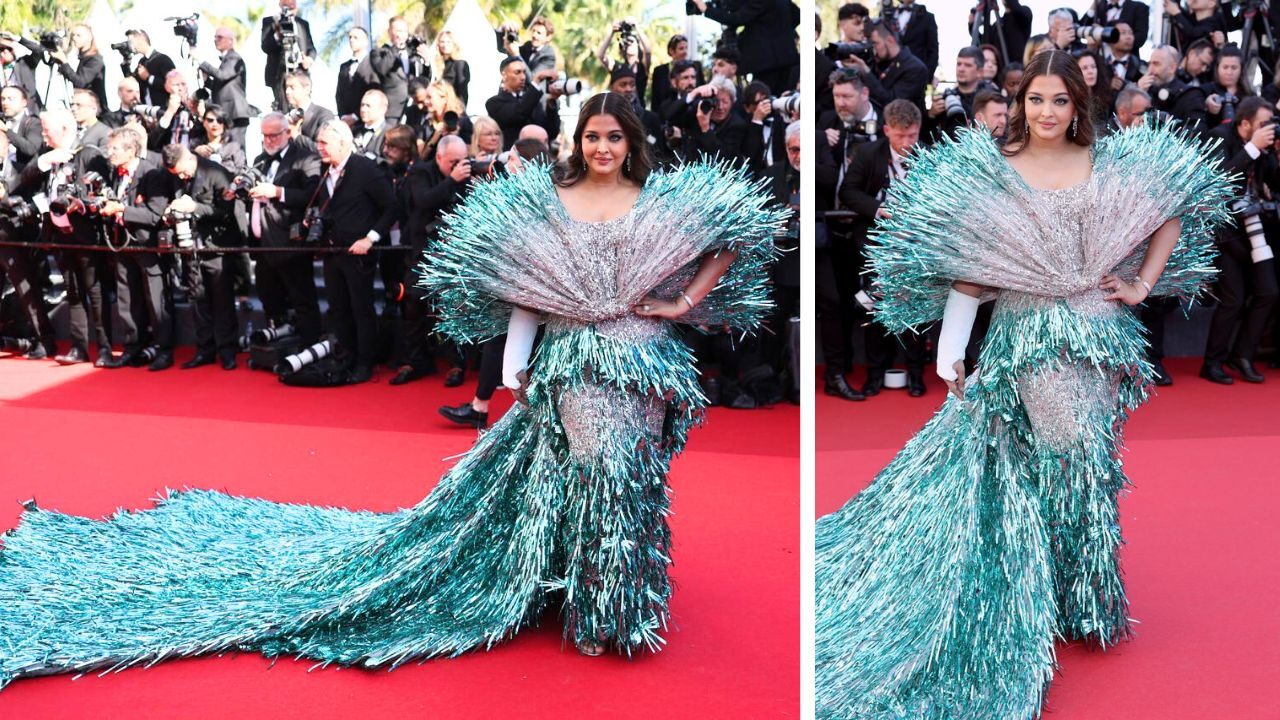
1100, 273, 1149, 306
634, 296, 687, 319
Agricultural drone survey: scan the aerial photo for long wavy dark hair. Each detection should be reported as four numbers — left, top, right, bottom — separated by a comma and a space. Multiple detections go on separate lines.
553, 92, 653, 187
1002, 48, 1095, 156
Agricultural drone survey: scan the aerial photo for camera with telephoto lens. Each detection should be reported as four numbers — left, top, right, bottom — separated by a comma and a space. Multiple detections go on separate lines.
0, 196, 40, 225
163, 206, 197, 249
1212, 92, 1239, 124
697, 96, 716, 114
939, 87, 966, 121
504, 29, 519, 44
1075, 25, 1120, 44
285, 107, 306, 125
825, 41, 875, 65
37, 30, 65, 52
230, 167, 266, 200
277, 10, 301, 73
771, 94, 802, 117
536, 74, 583, 96
110, 40, 133, 58
76, 171, 119, 215
131, 104, 165, 121
1231, 193, 1278, 264
166, 14, 200, 47
467, 157, 494, 176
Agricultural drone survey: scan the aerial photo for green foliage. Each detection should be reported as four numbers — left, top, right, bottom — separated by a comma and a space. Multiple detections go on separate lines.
0, 0, 94, 35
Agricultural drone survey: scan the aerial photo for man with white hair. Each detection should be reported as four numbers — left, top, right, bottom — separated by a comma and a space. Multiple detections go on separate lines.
1047, 8, 1085, 52
310, 119, 396, 383
679, 74, 748, 163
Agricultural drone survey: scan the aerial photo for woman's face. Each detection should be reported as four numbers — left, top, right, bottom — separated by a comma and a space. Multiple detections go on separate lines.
478, 124, 501, 154
1077, 55, 1097, 88
427, 87, 447, 115
579, 112, 629, 179
1218, 57, 1242, 89
202, 114, 224, 140
437, 34, 455, 57
1022, 73, 1075, 143
982, 49, 999, 80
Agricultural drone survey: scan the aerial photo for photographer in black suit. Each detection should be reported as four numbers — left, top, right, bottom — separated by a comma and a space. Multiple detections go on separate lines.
840, 20, 929, 113
692, 0, 800, 94
370, 16, 430, 122
307, 119, 396, 383
198, 29, 252, 147
246, 112, 323, 346
0, 35, 42, 109
282, 71, 334, 153
671, 75, 749, 164
261, 0, 317, 111
96, 127, 176, 370
1081, 0, 1149, 52
2, 87, 43, 167
16, 24, 108, 111
122, 30, 176, 108
887, 0, 939, 79
336, 28, 380, 117
162, 144, 243, 369
841, 99, 928, 397
11, 109, 111, 365
485, 56, 564, 149
1201, 96, 1280, 384
0, 132, 56, 359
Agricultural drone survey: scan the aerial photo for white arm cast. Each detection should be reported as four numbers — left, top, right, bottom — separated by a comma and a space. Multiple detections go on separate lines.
502, 306, 540, 390
936, 289, 980, 382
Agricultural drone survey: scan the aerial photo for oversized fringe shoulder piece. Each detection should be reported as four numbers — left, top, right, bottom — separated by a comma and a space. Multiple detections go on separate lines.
419, 160, 786, 343
866, 122, 1234, 334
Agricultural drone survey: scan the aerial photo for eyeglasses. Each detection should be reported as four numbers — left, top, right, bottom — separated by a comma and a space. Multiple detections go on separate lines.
262, 128, 288, 138
203, 116, 223, 124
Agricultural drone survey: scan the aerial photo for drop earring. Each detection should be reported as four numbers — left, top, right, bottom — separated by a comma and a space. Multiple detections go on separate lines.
624, 154, 631, 173
1071, 114, 1078, 135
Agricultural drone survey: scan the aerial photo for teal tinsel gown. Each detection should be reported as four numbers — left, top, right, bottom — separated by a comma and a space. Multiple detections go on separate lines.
0, 162, 784, 689
815, 125, 1233, 720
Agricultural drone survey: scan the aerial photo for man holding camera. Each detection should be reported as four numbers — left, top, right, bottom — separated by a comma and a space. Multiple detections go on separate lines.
245, 112, 323, 349
0, 132, 57, 360
1104, 22, 1145, 84
261, 0, 316, 112
0, 35, 41, 110
198, 28, 251, 148
2, 87, 42, 168
307, 119, 395, 383
282, 71, 335, 153
742, 81, 790, 177
1081, 0, 1149, 52
1140, 44, 1208, 134
96, 127, 176, 371
337, 28, 381, 117
370, 16, 429, 123
1201, 96, 1280, 384
927, 47, 999, 140
650, 34, 703, 114
121, 30, 176, 108
161, 144, 243, 369
670, 75, 748, 164
886, 0, 939, 79
691, 0, 800, 95
498, 17, 558, 77
840, 21, 929, 114
486, 56, 564, 150
150, 70, 202, 150
1048, 8, 1087, 53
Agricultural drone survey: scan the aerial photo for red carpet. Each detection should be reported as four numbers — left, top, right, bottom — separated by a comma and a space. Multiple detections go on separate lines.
817, 359, 1280, 720
0, 350, 798, 719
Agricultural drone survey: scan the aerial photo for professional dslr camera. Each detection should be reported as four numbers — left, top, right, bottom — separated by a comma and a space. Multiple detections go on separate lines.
0, 196, 40, 225
74, 171, 121, 215
230, 167, 267, 201
37, 29, 65, 52
938, 86, 967, 121
162, 206, 197, 249
535, 73, 584, 96
110, 40, 134, 59
1075, 24, 1120, 44
1210, 91, 1239, 124
297, 205, 326, 245
772, 94, 802, 118
825, 42, 875, 66
466, 157, 494, 176
1231, 191, 1279, 264
276, 7, 304, 74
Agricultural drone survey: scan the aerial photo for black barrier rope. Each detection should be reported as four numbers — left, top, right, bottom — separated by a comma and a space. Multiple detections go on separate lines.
0, 239, 417, 254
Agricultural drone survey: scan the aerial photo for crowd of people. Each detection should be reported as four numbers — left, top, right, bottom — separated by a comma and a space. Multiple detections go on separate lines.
0, 0, 802, 422
818, 0, 1280, 401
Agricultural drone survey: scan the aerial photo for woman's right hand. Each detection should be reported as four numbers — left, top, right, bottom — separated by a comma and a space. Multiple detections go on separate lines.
942, 360, 967, 400
512, 369, 531, 407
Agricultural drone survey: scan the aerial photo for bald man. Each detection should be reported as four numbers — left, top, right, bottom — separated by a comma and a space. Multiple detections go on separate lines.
198, 27, 251, 146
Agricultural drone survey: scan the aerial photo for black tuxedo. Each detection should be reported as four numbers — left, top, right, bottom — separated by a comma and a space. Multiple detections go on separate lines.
441, 58, 471, 107
397, 159, 465, 372
311, 153, 395, 368
110, 157, 176, 353
893, 4, 940, 80
77, 121, 110, 150
743, 111, 789, 177
352, 121, 388, 159
485, 87, 561, 150
261, 14, 317, 108
200, 51, 250, 120
0, 56, 42, 109
685, 111, 750, 164
1083, 1, 1150, 50
650, 61, 704, 114
59, 51, 109, 112
1151, 78, 1207, 135
972, 0, 1033, 65
815, 50, 836, 116
180, 157, 242, 358
865, 47, 930, 113
0, 143, 54, 350
291, 103, 336, 154
248, 142, 323, 344
336, 56, 381, 117
704, 0, 800, 93
369, 43, 428, 121
130, 50, 176, 107
4, 113, 43, 167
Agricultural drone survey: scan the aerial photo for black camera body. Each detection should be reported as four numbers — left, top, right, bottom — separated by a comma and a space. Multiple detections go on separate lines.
299, 205, 327, 245
110, 40, 133, 58
166, 14, 200, 47
504, 30, 519, 45
825, 42, 875, 65
0, 196, 40, 225
939, 87, 967, 121
1075, 24, 1120, 44
231, 167, 267, 201
162, 207, 198, 249
697, 96, 716, 115
467, 157, 494, 176
38, 30, 65, 52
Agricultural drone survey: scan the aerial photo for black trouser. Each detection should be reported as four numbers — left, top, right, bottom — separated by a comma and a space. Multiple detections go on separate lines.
815, 240, 858, 376
865, 321, 928, 379
400, 293, 437, 372
255, 250, 322, 344
58, 248, 111, 355
182, 251, 238, 357
964, 301, 995, 374
0, 242, 55, 346
752, 67, 794, 95
1139, 296, 1180, 363
475, 336, 504, 402
1205, 237, 1278, 364
322, 252, 377, 368
764, 284, 801, 379
116, 252, 174, 352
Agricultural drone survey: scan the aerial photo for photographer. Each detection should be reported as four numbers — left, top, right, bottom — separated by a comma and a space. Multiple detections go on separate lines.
103, 77, 142, 128
1177, 38, 1215, 86
95, 127, 176, 371
691, 0, 800, 94
969, 0, 1033, 67
841, 99, 928, 398
0, 132, 56, 360
406, 79, 473, 160
11, 109, 111, 365
151, 70, 202, 150
1081, 0, 1149, 52
197, 28, 251, 147
841, 20, 929, 114
972, 89, 1008, 136
657, 59, 701, 125
608, 66, 665, 162
0, 34, 41, 109
596, 18, 652, 107
307, 119, 396, 384
927, 46, 998, 140
351, 89, 391, 159
1047, 8, 1086, 53
676, 75, 749, 164
1204, 44, 1255, 128
71, 89, 109, 149
336, 28, 380, 117
121, 29, 176, 108
1103, 22, 1145, 84
888, 0, 940, 79
245, 112, 323, 348
766, 120, 801, 403
18, 24, 108, 112
2, 86, 42, 167
1165, 0, 1235, 51
1139, 44, 1208, 133
1113, 86, 1152, 129
741, 81, 791, 177
369, 16, 430, 122
390, 133, 471, 387
1201, 95, 1280, 384
281, 70, 334, 154
485, 56, 563, 150
261, 0, 316, 111
161, 144, 242, 369
651, 34, 703, 114
193, 104, 246, 171
497, 16, 558, 77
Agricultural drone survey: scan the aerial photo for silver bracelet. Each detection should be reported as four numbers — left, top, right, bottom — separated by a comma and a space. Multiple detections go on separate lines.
680, 292, 696, 310
1133, 276, 1152, 294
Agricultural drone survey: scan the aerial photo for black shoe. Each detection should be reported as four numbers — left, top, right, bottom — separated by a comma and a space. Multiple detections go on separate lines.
438, 402, 488, 428
181, 353, 216, 370
24, 342, 51, 360
1151, 360, 1173, 387
862, 374, 884, 397
348, 365, 373, 383
99, 350, 131, 369
54, 347, 89, 365
443, 367, 465, 387
724, 387, 758, 409
907, 372, 926, 397
2, 337, 34, 356
704, 376, 723, 406
1229, 357, 1265, 383
1199, 362, 1234, 385
389, 366, 428, 386
148, 352, 174, 371
126, 351, 150, 368
823, 374, 865, 401
94, 348, 117, 368
220, 353, 237, 370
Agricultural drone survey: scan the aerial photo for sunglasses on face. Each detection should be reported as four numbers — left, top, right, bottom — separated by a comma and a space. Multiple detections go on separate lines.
203, 117, 223, 124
